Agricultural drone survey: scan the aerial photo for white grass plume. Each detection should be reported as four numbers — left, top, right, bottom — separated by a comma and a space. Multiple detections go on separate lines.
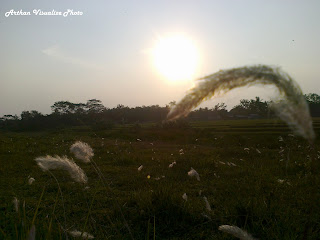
28, 177, 35, 185
219, 225, 257, 240
68, 230, 94, 239
182, 193, 188, 201
28, 225, 36, 240
203, 196, 211, 211
13, 197, 19, 213
188, 167, 200, 181
35, 155, 88, 183
169, 161, 176, 168
70, 141, 94, 163
167, 65, 315, 142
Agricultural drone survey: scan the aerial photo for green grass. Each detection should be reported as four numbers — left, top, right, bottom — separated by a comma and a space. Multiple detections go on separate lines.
0, 118, 320, 239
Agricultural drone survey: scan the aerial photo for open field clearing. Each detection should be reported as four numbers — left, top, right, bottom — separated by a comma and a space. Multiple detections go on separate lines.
1, 119, 319, 239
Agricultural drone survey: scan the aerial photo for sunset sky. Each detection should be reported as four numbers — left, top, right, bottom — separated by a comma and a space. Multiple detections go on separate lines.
1, 0, 320, 116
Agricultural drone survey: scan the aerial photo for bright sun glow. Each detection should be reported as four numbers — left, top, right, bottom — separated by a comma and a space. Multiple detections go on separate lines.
153, 34, 199, 82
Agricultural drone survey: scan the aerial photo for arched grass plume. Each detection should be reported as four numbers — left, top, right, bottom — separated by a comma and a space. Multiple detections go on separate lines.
167, 65, 315, 142
70, 141, 94, 163
219, 225, 257, 240
35, 155, 88, 183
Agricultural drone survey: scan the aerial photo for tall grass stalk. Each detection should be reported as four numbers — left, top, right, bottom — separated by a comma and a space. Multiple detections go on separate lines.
146, 218, 150, 240
167, 65, 315, 142
81, 185, 98, 237
48, 170, 67, 230
88, 158, 135, 240
47, 189, 60, 238
0, 227, 6, 239
153, 216, 156, 240
31, 186, 45, 227
28, 225, 35, 240
23, 200, 27, 236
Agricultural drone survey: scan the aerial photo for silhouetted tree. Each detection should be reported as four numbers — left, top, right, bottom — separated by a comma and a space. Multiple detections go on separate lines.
86, 99, 106, 114
1, 93, 320, 131
3, 115, 19, 120
51, 101, 78, 115
305, 93, 320, 104
305, 93, 320, 117
21, 110, 43, 120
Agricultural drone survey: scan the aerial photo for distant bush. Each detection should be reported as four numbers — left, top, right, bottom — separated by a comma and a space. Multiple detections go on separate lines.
159, 119, 190, 129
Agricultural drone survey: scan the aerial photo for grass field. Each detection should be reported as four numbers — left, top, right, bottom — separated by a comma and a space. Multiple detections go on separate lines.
1, 118, 320, 239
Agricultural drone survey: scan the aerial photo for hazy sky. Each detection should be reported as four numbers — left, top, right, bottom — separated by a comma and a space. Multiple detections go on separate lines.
1, 0, 320, 116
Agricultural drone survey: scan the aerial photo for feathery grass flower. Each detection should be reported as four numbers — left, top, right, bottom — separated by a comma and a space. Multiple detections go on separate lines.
182, 193, 188, 201
228, 162, 237, 167
219, 225, 257, 240
70, 141, 94, 163
13, 197, 19, 213
169, 161, 176, 168
68, 230, 94, 239
28, 225, 36, 240
167, 65, 315, 142
201, 212, 212, 220
28, 177, 35, 185
138, 165, 143, 171
35, 155, 88, 183
203, 196, 211, 211
188, 167, 200, 181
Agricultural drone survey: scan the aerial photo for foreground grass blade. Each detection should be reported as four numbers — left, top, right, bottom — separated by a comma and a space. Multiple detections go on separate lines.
167, 65, 315, 142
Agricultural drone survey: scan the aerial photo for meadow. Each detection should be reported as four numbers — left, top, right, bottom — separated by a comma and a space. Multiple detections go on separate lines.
0, 118, 319, 239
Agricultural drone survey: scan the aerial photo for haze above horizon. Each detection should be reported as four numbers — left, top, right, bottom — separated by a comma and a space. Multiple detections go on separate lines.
1, 0, 320, 116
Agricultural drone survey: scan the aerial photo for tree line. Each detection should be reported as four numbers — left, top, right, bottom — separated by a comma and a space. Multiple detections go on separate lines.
1, 93, 320, 131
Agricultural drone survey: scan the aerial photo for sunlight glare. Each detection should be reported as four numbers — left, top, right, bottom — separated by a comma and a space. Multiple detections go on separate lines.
153, 34, 199, 82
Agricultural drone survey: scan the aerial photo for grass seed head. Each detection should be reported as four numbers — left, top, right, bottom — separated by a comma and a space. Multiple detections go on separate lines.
28, 225, 36, 240
68, 230, 94, 239
167, 65, 315, 142
203, 196, 211, 211
188, 167, 200, 181
13, 197, 19, 213
35, 155, 88, 183
70, 141, 94, 163
219, 225, 257, 240
28, 177, 35, 185
182, 193, 188, 201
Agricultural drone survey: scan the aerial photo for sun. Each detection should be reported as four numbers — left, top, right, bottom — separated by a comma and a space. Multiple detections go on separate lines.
152, 34, 199, 82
